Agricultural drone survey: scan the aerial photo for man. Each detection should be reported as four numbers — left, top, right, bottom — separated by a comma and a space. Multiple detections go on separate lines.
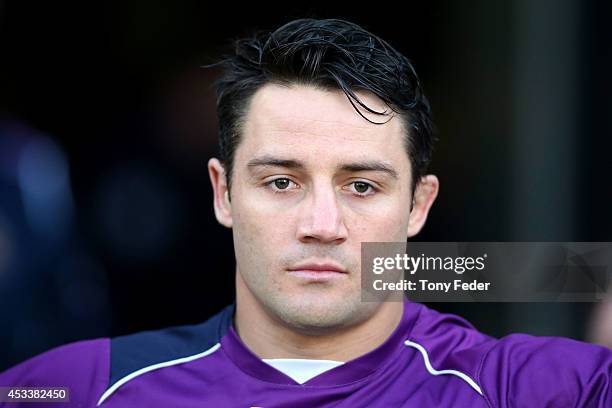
1, 18, 611, 407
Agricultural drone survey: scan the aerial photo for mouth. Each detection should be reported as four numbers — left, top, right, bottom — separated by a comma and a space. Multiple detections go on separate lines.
287, 261, 348, 281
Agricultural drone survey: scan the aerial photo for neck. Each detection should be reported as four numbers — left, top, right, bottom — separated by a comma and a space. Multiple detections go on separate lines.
234, 274, 404, 362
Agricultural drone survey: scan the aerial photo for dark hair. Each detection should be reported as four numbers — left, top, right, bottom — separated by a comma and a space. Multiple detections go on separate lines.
208, 18, 434, 193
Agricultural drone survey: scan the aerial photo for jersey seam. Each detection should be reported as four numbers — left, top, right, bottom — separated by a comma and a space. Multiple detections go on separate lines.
97, 343, 221, 406
96, 338, 112, 408
476, 341, 497, 408
404, 339, 485, 398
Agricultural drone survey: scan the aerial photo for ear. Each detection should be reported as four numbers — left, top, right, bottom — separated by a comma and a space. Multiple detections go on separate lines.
208, 158, 233, 228
407, 175, 439, 238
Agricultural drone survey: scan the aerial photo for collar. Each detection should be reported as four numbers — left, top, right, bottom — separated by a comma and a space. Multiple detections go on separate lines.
220, 298, 420, 386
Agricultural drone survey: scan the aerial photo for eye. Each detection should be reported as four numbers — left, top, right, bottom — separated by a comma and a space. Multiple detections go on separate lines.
348, 181, 376, 196
267, 177, 298, 192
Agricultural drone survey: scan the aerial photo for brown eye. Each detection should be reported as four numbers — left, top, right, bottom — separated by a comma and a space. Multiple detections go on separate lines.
353, 181, 371, 194
273, 178, 291, 190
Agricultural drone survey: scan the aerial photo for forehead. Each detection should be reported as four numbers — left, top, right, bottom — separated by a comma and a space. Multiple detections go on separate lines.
237, 83, 410, 175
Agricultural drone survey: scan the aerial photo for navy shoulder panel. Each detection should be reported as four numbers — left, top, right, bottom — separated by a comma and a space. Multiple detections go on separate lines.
109, 303, 234, 388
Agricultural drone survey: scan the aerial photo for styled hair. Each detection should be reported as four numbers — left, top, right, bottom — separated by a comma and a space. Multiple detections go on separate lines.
208, 18, 434, 193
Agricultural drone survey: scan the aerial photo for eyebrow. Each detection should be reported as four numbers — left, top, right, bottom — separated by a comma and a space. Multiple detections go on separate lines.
246, 155, 399, 179
247, 156, 304, 170
339, 161, 399, 180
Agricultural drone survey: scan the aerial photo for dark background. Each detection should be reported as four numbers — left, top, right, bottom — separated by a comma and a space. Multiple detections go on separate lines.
0, 0, 610, 370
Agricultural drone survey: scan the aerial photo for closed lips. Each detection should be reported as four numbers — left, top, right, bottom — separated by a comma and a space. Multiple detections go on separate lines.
288, 263, 347, 273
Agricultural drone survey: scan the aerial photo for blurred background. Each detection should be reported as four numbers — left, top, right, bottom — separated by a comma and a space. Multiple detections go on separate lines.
0, 0, 611, 370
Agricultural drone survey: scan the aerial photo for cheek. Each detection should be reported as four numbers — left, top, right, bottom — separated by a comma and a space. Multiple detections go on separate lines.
345, 198, 410, 241
232, 196, 294, 256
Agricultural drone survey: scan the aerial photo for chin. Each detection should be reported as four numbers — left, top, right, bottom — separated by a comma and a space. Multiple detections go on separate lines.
269, 294, 376, 333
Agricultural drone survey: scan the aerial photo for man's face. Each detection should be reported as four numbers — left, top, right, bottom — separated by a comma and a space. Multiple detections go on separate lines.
222, 83, 416, 332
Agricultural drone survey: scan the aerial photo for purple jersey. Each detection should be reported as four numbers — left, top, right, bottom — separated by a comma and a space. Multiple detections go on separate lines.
1, 299, 611, 407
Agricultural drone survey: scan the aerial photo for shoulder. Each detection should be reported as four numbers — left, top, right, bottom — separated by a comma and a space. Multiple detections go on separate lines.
479, 333, 612, 407
0, 338, 110, 407
407, 303, 497, 371
404, 303, 497, 398
95, 303, 234, 406
406, 303, 612, 407
108, 303, 234, 388
0, 304, 234, 407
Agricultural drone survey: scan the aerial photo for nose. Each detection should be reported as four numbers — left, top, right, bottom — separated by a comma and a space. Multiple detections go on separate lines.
296, 182, 348, 244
